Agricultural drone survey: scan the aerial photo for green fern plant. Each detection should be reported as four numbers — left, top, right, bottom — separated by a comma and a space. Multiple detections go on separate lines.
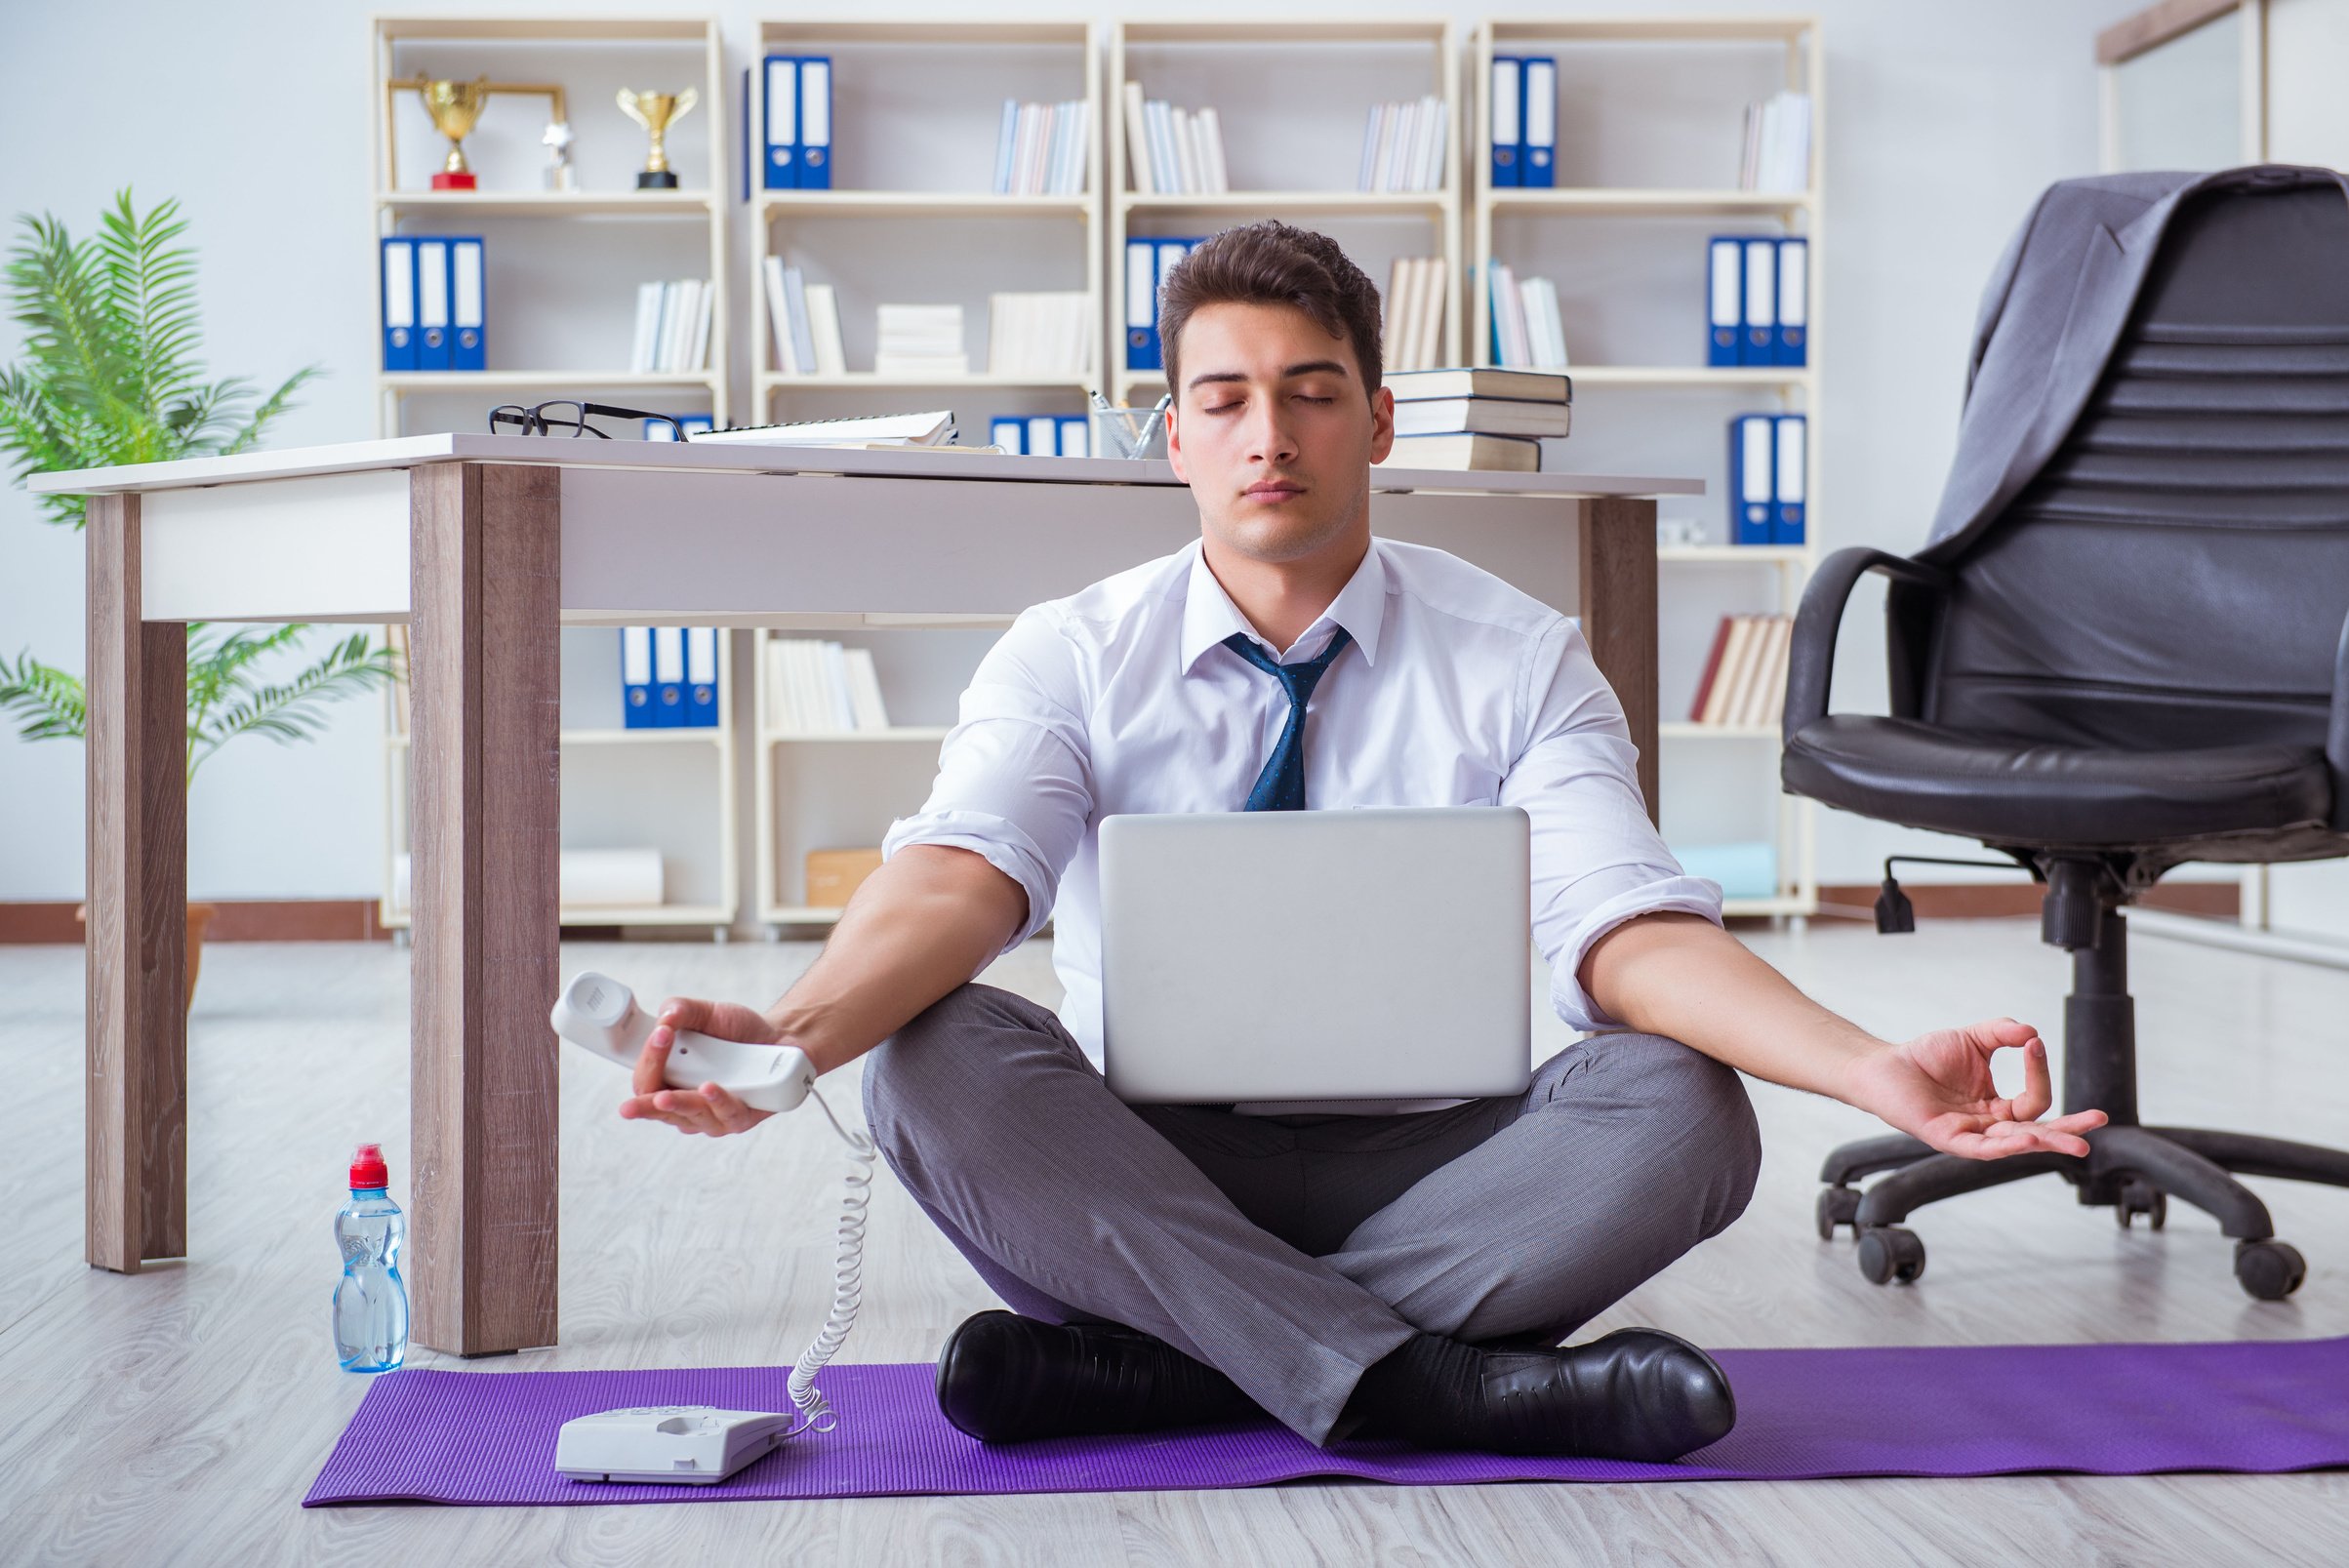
0, 189, 398, 781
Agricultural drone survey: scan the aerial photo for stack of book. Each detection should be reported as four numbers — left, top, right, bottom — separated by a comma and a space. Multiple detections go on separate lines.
1382, 257, 1449, 374
629, 280, 713, 375
1739, 91, 1812, 193
761, 260, 847, 377
1121, 83, 1229, 195
993, 99, 1093, 195
1486, 263, 1568, 370
1378, 367, 1570, 473
1688, 614, 1794, 728
1357, 96, 1447, 192
987, 292, 1096, 379
875, 303, 966, 378
765, 639, 893, 734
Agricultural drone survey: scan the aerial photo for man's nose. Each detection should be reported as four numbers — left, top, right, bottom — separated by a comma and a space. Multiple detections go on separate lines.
1241, 395, 1300, 464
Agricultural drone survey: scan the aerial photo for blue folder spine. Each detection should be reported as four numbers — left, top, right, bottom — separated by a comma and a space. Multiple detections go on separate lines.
1729, 414, 1775, 546
450, 237, 485, 372
1740, 237, 1777, 368
413, 238, 452, 372
797, 58, 831, 189
1520, 58, 1556, 188
1125, 238, 1159, 372
621, 626, 657, 729
1026, 415, 1058, 457
1707, 237, 1742, 369
381, 238, 417, 372
1056, 414, 1088, 458
1771, 413, 1806, 545
762, 54, 798, 190
991, 416, 1025, 453
1775, 236, 1808, 367
650, 627, 687, 728
1488, 56, 1521, 188
684, 627, 720, 728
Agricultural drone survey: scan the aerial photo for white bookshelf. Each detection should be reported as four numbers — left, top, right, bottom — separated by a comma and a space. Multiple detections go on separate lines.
370, 18, 736, 936
750, 20, 1105, 438
750, 629, 1008, 931
368, 16, 731, 439
1474, 16, 1823, 920
1110, 19, 1463, 407
378, 629, 743, 936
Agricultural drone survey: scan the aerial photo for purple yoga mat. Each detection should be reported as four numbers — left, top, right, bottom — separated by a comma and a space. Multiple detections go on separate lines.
304, 1338, 2349, 1506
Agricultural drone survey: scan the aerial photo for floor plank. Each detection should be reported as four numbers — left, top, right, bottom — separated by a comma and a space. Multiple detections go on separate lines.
2, 916, 2346, 1564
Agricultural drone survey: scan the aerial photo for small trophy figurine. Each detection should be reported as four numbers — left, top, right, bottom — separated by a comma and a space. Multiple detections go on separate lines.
416, 76, 493, 189
617, 87, 698, 189
542, 120, 577, 192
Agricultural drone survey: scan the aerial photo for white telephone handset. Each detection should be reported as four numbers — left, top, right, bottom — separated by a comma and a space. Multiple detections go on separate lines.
549, 971, 874, 1474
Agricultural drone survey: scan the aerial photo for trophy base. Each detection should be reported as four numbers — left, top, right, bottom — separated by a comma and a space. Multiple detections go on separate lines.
431, 171, 479, 190
635, 170, 681, 190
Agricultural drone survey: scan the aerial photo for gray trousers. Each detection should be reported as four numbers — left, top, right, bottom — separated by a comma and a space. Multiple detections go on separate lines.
861, 984, 1762, 1445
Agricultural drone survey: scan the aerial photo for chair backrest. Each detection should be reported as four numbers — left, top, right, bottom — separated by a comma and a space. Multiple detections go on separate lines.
1927, 181, 2349, 752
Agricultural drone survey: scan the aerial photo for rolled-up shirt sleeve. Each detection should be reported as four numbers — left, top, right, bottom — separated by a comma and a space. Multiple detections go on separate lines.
879, 606, 1095, 953
1500, 618, 1724, 1033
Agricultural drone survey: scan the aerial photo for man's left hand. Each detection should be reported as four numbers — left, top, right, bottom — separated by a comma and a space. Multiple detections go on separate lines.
1843, 1019, 2108, 1160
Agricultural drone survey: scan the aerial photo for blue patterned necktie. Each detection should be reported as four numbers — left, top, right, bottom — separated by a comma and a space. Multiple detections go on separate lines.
1223, 626, 1354, 812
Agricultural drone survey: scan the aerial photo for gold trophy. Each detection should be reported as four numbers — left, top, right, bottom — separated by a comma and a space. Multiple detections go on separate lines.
386, 74, 571, 192
617, 87, 698, 189
412, 76, 492, 189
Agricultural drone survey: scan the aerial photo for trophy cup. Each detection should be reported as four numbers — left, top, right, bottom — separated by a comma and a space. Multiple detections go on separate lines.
415, 77, 492, 189
617, 87, 698, 189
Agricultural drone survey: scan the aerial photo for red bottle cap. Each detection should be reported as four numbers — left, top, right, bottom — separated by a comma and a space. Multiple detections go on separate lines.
348, 1143, 389, 1189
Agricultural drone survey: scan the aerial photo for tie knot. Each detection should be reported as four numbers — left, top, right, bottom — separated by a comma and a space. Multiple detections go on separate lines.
1222, 626, 1353, 706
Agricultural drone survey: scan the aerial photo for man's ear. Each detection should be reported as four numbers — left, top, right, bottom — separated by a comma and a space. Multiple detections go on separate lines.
1367, 384, 1395, 465
1164, 403, 1186, 482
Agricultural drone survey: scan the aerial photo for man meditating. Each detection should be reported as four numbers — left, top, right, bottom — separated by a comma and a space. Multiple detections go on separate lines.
619, 221, 2104, 1462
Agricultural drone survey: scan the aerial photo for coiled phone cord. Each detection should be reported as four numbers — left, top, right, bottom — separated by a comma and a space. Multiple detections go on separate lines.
783, 1083, 875, 1434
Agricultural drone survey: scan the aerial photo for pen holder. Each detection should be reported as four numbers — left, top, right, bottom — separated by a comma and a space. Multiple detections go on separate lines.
1090, 405, 1169, 461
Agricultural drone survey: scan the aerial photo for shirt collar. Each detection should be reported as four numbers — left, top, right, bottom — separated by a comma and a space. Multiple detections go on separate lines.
1178, 536, 1388, 675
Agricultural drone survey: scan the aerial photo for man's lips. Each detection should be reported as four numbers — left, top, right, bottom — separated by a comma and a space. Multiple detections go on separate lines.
1245, 482, 1305, 500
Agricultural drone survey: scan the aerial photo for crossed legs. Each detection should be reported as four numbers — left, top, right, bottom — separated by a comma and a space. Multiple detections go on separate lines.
861, 984, 1761, 1444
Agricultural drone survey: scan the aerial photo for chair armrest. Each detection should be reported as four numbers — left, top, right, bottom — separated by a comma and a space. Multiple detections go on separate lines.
1782, 546, 1954, 744
2327, 607, 2349, 830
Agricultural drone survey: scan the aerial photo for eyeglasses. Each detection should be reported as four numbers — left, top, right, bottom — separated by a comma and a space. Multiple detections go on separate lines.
489, 400, 687, 441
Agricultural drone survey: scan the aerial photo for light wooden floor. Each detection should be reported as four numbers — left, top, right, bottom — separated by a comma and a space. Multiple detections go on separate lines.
5, 916, 2348, 1565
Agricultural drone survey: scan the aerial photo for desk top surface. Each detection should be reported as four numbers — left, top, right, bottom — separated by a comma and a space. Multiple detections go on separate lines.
27, 433, 1704, 500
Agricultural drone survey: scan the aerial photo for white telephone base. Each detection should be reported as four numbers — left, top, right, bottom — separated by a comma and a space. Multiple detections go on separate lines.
553, 1405, 796, 1485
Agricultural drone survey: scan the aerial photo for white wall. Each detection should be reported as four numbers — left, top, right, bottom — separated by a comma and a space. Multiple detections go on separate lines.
0, 0, 2147, 902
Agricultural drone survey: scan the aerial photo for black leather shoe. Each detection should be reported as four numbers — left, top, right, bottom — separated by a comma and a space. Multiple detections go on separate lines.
934, 1310, 1261, 1443
1478, 1328, 1735, 1461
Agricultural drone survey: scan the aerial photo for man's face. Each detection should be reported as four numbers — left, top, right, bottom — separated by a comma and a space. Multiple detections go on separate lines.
1165, 300, 1396, 567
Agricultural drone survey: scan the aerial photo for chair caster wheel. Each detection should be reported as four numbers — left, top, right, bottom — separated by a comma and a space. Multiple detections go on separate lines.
2116, 1179, 2167, 1231
1857, 1226, 1926, 1285
1816, 1186, 1862, 1240
2234, 1239, 2306, 1301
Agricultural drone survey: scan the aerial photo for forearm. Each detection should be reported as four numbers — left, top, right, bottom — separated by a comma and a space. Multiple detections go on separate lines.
1579, 911, 1878, 1102
762, 843, 1029, 1076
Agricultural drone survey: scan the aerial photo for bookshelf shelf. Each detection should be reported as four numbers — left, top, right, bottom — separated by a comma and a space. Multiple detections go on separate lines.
758, 191, 1095, 220
1476, 16, 1824, 922
1490, 187, 1814, 218
375, 190, 716, 217
380, 370, 721, 391
1119, 191, 1456, 216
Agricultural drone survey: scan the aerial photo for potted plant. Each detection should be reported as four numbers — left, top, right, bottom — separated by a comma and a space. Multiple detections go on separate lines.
0, 189, 401, 1008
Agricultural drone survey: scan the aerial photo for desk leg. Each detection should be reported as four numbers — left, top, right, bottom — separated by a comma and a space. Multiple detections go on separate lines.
1580, 497, 1661, 824
407, 462, 561, 1355
86, 493, 188, 1272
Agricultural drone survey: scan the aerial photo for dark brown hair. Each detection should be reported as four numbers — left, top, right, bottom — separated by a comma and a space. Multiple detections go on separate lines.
1157, 221, 1383, 401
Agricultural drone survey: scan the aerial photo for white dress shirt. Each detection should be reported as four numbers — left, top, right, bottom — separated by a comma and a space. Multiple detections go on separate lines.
881, 535, 1723, 1074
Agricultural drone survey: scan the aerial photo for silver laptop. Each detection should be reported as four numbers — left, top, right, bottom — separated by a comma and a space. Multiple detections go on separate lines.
1099, 807, 1532, 1105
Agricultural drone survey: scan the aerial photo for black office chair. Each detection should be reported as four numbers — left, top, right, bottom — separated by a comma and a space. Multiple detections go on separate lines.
1783, 173, 2349, 1300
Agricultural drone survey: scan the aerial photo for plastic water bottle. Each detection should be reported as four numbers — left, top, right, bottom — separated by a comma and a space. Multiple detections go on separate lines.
333, 1143, 410, 1373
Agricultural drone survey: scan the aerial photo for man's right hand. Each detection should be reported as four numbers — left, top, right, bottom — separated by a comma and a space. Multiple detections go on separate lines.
618, 995, 788, 1138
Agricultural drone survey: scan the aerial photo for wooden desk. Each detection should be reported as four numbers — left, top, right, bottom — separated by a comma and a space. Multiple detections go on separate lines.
32, 435, 1700, 1355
